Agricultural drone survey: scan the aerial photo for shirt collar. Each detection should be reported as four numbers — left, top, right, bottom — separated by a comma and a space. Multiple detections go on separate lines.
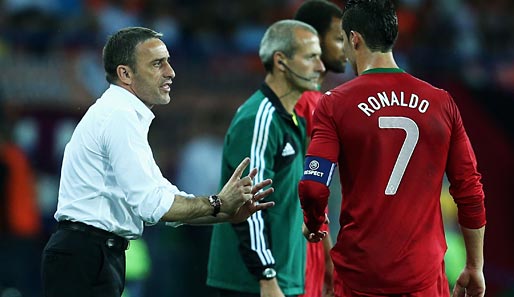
362, 68, 405, 74
107, 84, 155, 123
260, 83, 290, 117
260, 83, 301, 127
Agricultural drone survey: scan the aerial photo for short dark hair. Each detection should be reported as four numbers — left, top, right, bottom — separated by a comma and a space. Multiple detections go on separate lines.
102, 27, 163, 84
342, 0, 398, 52
294, 0, 343, 38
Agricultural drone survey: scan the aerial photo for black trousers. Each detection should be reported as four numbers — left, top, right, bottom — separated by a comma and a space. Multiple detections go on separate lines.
41, 221, 128, 297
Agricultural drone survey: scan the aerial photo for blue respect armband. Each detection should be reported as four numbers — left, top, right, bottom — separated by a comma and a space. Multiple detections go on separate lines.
301, 156, 337, 186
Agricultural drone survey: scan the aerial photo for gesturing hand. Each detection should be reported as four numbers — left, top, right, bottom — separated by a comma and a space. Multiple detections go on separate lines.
230, 169, 274, 223
217, 157, 254, 216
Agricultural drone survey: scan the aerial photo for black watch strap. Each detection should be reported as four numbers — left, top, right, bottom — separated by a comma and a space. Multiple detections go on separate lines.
208, 195, 222, 217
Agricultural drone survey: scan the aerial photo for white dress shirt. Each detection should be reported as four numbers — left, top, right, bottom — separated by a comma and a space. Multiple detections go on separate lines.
55, 84, 191, 239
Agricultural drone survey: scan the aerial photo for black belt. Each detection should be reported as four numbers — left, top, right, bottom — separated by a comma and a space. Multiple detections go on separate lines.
58, 221, 130, 251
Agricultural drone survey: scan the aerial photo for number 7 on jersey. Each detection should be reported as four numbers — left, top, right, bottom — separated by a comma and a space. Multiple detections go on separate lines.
379, 116, 419, 195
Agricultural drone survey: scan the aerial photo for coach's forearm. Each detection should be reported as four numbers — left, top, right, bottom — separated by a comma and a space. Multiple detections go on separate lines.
460, 226, 485, 269
177, 213, 233, 225
160, 195, 214, 222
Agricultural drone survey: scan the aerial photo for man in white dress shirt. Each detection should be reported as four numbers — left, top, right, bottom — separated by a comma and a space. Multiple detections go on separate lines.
41, 27, 275, 297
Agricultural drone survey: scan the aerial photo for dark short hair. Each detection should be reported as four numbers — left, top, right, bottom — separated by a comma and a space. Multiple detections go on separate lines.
342, 0, 398, 52
102, 27, 163, 84
294, 0, 343, 38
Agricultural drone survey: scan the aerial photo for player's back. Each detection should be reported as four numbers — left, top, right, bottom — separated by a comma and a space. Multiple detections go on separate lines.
315, 69, 460, 293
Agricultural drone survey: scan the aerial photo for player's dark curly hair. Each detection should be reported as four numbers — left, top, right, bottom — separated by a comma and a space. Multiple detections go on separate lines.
103, 27, 163, 84
342, 0, 398, 52
294, 0, 343, 38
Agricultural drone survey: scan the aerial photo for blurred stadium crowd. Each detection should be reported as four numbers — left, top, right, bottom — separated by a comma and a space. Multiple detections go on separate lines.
0, 0, 513, 297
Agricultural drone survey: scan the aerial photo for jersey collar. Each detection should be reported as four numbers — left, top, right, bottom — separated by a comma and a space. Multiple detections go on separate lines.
260, 83, 302, 127
260, 83, 290, 117
362, 68, 405, 75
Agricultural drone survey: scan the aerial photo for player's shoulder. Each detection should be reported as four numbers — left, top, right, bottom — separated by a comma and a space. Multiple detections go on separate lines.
403, 74, 455, 107
320, 78, 359, 103
404, 73, 448, 93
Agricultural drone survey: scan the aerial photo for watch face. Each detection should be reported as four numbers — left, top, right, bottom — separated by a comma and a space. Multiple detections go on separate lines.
262, 268, 276, 279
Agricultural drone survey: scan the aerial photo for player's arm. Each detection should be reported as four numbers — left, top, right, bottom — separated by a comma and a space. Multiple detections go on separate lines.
299, 156, 336, 239
322, 232, 334, 296
445, 94, 486, 297
445, 96, 485, 228
451, 226, 485, 297
298, 94, 339, 238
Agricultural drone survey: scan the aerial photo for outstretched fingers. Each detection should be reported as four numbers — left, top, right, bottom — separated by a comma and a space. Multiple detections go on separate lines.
248, 167, 258, 180
229, 157, 250, 182
252, 187, 274, 202
252, 179, 272, 195
253, 201, 275, 211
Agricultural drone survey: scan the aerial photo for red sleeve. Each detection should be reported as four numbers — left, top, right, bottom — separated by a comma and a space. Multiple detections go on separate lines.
446, 94, 486, 229
299, 180, 330, 232
299, 93, 340, 233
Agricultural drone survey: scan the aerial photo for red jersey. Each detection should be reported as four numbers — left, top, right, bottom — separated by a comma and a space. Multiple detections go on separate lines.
298, 69, 486, 294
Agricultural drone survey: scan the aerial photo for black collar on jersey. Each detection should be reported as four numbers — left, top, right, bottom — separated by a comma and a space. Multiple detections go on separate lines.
362, 68, 405, 74
260, 83, 298, 123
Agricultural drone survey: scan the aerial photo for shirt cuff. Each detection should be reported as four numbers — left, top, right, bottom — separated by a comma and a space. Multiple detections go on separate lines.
148, 191, 174, 224
164, 221, 184, 228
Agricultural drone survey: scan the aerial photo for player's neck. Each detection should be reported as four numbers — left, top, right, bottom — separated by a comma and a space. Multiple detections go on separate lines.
357, 51, 398, 75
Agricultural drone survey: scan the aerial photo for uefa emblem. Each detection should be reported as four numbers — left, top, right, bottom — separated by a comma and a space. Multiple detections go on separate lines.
309, 160, 319, 170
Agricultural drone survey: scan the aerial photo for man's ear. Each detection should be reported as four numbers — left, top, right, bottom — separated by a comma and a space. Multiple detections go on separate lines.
274, 52, 288, 72
117, 65, 132, 85
350, 30, 362, 50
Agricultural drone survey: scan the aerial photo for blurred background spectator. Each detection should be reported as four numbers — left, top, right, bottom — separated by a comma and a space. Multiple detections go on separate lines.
0, 0, 512, 296
0, 103, 42, 297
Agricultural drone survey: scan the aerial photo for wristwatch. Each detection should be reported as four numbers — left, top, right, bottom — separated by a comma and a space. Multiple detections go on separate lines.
261, 267, 276, 280
208, 195, 222, 217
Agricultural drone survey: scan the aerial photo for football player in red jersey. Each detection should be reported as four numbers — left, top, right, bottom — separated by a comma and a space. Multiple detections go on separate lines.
298, 1, 486, 297
293, 1, 347, 296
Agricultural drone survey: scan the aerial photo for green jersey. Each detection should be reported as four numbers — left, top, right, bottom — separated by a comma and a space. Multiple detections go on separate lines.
207, 84, 307, 295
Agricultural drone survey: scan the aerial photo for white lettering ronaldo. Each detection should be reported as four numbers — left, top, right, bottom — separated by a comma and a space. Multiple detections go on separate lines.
357, 91, 430, 116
